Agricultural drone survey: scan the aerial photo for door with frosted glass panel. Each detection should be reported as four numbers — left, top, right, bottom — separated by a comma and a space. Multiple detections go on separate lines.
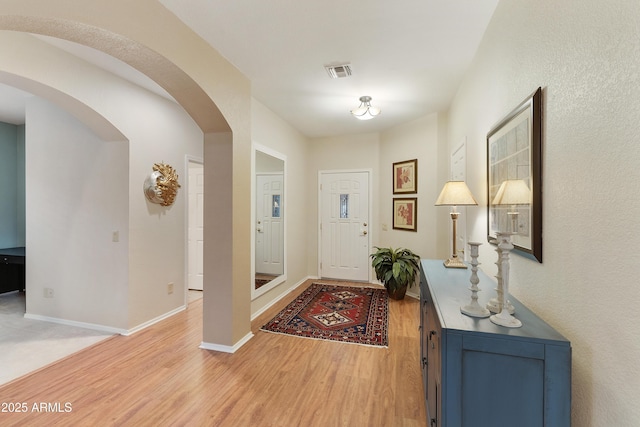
256, 173, 284, 276
319, 171, 370, 281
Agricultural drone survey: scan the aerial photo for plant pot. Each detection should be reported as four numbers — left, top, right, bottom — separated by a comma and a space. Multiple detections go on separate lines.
371, 246, 420, 301
387, 285, 408, 300
386, 279, 408, 300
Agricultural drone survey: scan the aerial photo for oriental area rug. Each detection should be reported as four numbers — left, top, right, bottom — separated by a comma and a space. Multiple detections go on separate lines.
260, 283, 389, 347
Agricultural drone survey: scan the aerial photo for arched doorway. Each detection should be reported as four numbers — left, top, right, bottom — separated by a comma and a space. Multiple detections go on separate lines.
0, 3, 253, 350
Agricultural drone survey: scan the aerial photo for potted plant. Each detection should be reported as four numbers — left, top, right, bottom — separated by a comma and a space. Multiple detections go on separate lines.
370, 246, 421, 300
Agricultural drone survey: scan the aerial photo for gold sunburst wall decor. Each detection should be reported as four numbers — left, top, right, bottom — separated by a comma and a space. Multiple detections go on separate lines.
143, 162, 181, 207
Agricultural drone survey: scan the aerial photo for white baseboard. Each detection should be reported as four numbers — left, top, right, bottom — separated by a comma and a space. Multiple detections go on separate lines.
24, 313, 128, 335
406, 289, 420, 300
125, 304, 187, 336
251, 275, 312, 321
200, 331, 254, 354
24, 304, 189, 337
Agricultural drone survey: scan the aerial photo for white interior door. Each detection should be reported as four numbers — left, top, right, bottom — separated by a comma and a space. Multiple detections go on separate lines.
188, 161, 204, 290
319, 171, 370, 281
451, 141, 468, 261
256, 173, 284, 276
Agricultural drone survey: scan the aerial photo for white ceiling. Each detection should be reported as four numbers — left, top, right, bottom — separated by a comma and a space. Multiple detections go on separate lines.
0, 1, 499, 138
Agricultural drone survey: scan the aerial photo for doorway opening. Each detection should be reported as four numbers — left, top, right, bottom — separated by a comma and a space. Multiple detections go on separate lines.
187, 157, 204, 299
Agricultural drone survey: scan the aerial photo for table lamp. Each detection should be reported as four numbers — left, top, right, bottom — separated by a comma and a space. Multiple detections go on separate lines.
491, 179, 532, 233
435, 181, 478, 268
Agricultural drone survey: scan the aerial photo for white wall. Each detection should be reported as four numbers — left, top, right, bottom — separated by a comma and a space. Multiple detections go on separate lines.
448, 1, 640, 424
26, 97, 129, 327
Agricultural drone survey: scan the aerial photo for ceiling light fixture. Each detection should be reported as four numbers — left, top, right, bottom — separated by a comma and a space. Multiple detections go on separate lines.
350, 96, 381, 120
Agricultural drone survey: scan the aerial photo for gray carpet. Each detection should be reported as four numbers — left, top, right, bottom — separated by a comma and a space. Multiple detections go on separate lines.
0, 291, 113, 385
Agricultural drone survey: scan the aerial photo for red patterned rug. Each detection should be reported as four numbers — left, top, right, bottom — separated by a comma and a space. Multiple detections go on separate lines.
260, 283, 388, 347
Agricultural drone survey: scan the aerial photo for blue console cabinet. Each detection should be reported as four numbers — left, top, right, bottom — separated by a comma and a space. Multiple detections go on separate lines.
419, 259, 571, 427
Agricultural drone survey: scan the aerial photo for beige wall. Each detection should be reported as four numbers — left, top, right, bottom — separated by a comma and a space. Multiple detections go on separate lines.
251, 105, 447, 312
448, 0, 640, 424
379, 113, 443, 261
305, 118, 445, 288
9, 33, 203, 332
307, 133, 381, 278
5, 7, 634, 422
11, 33, 202, 331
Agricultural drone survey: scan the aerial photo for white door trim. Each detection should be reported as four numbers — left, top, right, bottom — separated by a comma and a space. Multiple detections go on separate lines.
317, 169, 373, 282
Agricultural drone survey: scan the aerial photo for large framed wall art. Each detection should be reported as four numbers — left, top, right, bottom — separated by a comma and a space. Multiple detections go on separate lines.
487, 87, 543, 262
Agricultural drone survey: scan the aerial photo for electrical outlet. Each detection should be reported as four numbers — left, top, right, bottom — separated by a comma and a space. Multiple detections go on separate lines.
167, 282, 174, 294
44, 288, 54, 298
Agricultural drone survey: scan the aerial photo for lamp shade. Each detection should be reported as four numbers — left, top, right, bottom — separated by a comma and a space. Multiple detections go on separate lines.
435, 181, 478, 206
492, 180, 531, 205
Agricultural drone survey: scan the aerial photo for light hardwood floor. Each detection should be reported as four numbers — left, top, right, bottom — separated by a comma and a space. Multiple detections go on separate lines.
0, 280, 427, 426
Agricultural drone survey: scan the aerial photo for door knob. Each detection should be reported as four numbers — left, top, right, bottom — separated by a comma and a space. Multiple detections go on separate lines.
362, 230, 368, 235
363, 222, 368, 227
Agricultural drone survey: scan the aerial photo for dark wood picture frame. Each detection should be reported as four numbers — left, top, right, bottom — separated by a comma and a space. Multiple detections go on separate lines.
392, 198, 417, 231
487, 87, 542, 262
392, 159, 418, 194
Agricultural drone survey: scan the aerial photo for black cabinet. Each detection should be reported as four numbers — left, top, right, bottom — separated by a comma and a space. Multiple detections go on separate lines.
0, 247, 25, 294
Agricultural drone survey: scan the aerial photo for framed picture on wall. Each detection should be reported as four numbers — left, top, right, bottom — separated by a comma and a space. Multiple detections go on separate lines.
487, 87, 542, 262
393, 159, 417, 194
393, 198, 417, 231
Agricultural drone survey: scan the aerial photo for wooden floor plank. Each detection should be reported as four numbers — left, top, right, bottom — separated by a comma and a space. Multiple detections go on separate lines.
0, 280, 426, 426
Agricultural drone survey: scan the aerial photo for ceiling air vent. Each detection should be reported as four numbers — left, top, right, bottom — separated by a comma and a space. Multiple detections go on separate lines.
325, 63, 353, 79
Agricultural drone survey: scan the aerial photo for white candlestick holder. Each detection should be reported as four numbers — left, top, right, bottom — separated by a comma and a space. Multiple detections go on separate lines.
490, 232, 522, 328
460, 242, 490, 318
486, 233, 515, 315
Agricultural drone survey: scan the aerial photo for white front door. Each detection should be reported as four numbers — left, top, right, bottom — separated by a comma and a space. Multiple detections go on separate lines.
256, 173, 284, 276
319, 171, 370, 281
188, 161, 204, 290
